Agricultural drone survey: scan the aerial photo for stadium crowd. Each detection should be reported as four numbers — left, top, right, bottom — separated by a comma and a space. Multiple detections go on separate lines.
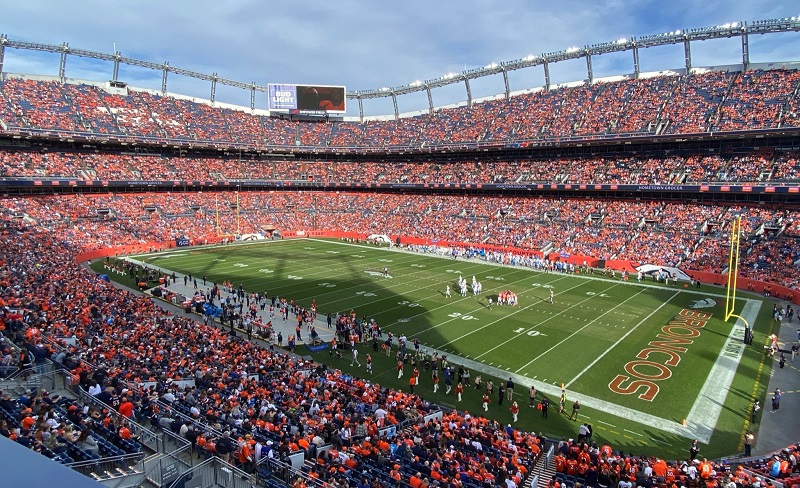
0, 217, 546, 487
2, 68, 800, 149
0, 64, 798, 488
0, 191, 797, 291
0, 193, 797, 487
1, 149, 799, 184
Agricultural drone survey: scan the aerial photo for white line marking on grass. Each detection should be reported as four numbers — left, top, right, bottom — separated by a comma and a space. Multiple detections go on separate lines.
436, 280, 605, 355
511, 284, 638, 370
684, 299, 761, 444
650, 438, 671, 446
564, 291, 680, 388
597, 420, 617, 427
384, 273, 572, 331
624, 429, 643, 437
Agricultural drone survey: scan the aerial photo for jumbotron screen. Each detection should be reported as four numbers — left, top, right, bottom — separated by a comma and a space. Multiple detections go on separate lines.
268, 84, 347, 114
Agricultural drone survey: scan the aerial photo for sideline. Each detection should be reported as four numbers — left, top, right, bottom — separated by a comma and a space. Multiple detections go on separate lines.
127, 239, 764, 444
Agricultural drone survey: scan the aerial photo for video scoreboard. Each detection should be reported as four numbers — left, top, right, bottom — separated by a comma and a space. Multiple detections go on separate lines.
268, 84, 346, 114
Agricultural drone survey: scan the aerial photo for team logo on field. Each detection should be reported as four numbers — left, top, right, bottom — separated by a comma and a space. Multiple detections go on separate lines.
690, 298, 717, 309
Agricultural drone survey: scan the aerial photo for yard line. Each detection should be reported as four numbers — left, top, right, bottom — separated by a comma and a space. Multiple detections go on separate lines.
397, 273, 578, 337
383, 273, 573, 329
514, 286, 647, 373
456, 282, 617, 358
318, 261, 522, 309
624, 429, 644, 437
597, 420, 616, 427
132, 244, 497, 310
564, 291, 680, 388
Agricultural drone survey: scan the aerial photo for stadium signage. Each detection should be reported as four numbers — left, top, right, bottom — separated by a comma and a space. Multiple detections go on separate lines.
608, 308, 711, 401
637, 185, 685, 191
268, 84, 347, 113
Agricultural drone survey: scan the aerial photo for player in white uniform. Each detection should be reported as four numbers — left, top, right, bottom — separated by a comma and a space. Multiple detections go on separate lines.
445, 285, 451, 298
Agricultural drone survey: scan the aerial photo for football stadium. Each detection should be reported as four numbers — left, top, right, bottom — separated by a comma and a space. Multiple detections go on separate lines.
0, 8, 799, 488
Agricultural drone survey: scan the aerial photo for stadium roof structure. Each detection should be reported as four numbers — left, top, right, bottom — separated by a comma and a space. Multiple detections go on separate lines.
1, 17, 799, 118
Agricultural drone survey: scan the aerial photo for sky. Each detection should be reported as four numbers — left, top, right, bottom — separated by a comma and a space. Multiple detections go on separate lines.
2, 0, 799, 118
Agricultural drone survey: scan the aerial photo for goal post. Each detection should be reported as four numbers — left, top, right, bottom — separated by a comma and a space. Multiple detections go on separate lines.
725, 216, 749, 328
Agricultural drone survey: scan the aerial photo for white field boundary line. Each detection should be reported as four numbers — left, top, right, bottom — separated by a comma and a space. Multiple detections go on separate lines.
417, 280, 616, 348
135, 239, 743, 443
511, 286, 651, 371
685, 299, 761, 443
311, 238, 751, 303
413, 289, 745, 443
564, 290, 681, 388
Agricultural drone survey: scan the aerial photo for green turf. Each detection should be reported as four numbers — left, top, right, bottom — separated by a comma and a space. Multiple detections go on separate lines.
93, 238, 777, 459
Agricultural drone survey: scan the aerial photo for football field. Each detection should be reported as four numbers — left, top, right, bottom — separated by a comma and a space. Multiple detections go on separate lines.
122, 238, 775, 458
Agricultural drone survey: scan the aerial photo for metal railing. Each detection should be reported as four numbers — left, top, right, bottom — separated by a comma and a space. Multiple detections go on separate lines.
168, 456, 256, 488
0, 361, 62, 392
147, 442, 194, 487
66, 452, 146, 479
78, 385, 168, 454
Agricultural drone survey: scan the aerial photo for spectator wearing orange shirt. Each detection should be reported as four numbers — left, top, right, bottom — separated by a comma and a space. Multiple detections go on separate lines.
118, 397, 135, 418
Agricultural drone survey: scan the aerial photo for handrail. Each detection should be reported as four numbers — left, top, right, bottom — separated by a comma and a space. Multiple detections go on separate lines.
77, 384, 163, 453
65, 451, 145, 469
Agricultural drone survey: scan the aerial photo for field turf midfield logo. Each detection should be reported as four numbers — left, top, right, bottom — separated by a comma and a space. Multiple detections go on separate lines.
689, 298, 717, 309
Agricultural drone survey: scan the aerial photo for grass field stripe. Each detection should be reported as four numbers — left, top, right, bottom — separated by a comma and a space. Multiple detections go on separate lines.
163, 243, 452, 291
315, 261, 525, 311
454, 278, 622, 362
564, 290, 680, 388
328, 264, 540, 328
514, 285, 647, 373
141, 240, 438, 288
624, 429, 644, 437
685, 298, 761, 444
597, 420, 616, 427
434, 278, 604, 354
382, 273, 572, 329
153, 238, 745, 302
133, 247, 499, 309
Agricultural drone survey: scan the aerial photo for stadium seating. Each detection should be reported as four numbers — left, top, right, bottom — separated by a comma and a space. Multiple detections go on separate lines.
1, 64, 800, 488
2, 68, 800, 147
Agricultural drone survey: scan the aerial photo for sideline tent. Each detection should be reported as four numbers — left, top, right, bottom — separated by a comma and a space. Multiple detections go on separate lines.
636, 264, 693, 282
367, 234, 393, 246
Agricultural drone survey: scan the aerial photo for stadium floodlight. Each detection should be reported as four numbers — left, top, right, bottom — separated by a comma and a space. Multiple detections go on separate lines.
616, 38, 628, 45
379, 87, 390, 91
485, 62, 498, 69
565, 46, 580, 53
524, 54, 537, 61
409, 80, 423, 87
